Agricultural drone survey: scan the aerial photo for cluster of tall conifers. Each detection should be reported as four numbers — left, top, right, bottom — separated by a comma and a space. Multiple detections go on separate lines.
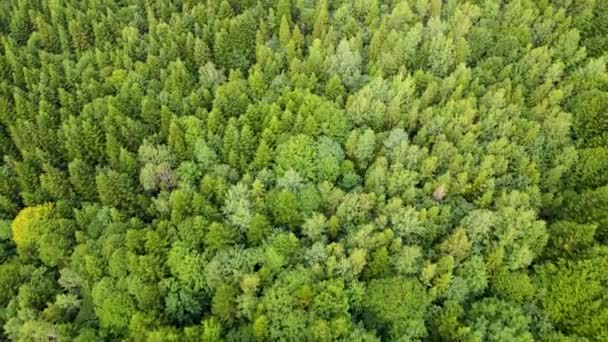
0, 0, 607, 341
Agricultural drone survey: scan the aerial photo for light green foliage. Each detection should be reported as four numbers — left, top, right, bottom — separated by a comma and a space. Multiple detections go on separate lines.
214, 11, 257, 72
11, 204, 75, 267
92, 278, 135, 333
222, 182, 252, 232
0, 0, 606, 340
205, 222, 237, 253
363, 277, 430, 339
560, 186, 608, 239
544, 221, 597, 258
247, 213, 271, 245
536, 252, 608, 341
139, 144, 176, 192
275, 134, 317, 180
464, 298, 534, 342
570, 90, 608, 147
316, 136, 344, 182
329, 39, 366, 91
490, 270, 535, 303
213, 71, 251, 121
568, 147, 608, 190
270, 190, 302, 229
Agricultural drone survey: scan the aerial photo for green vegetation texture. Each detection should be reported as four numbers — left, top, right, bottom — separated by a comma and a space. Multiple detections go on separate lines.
0, 0, 607, 341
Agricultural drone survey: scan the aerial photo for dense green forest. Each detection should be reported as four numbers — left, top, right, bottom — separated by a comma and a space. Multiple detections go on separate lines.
0, 0, 607, 340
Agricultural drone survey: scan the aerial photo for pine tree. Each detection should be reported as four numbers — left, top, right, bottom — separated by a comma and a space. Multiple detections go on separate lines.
277, 0, 292, 25
279, 16, 291, 49
239, 123, 256, 165
313, 0, 329, 40
222, 119, 240, 168
9, 4, 32, 45
253, 139, 273, 171
68, 159, 97, 201
214, 11, 257, 72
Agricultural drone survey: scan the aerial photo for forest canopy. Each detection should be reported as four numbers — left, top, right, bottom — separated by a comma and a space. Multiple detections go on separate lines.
0, 0, 608, 341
